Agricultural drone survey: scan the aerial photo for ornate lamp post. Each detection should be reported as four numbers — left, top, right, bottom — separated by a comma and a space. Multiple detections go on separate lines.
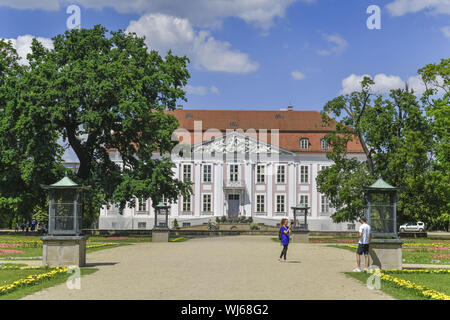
153, 202, 170, 242
41, 175, 90, 266
363, 177, 403, 270
290, 203, 310, 243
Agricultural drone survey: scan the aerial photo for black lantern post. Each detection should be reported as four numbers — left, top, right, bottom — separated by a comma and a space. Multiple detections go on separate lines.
154, 202, 170, 230
290, 203, 310, 243
363, 178, 398, 238
40, 174, 90, 266
42, 175, 89, 236
291, 203, 309, 231
362, 177, 404, 270
153, 201, 171, 242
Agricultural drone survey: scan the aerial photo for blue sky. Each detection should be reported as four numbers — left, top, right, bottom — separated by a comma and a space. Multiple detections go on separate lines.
1, 0, 449, 112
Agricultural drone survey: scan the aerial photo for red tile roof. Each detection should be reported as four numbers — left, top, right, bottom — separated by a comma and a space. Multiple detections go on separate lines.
167, 109, 364, 154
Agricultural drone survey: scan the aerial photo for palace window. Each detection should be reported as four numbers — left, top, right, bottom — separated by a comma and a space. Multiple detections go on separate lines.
202, 194, 212, 212
256, 165, 265, 183
203, 164, 212, 183
300, 165, 309, 184
230, 164, 239, 182
300, 138, 309, 150
183, 164, 192, 182
276, 165, 286, 183
321, 195, 331, 214
137, 198, 147, 212
321, 138, 330, 150
256, 194, 265, 213
276, 195, 286, 213
182, 196, 192, 212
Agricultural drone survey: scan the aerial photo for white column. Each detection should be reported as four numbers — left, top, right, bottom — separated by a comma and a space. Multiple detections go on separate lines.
244, 161, 252, 217
288, 162, 296, 217
171, 164, 178, 218
194, 162, 201, 217
311, 163, 318, 218
267, 162, 273, 218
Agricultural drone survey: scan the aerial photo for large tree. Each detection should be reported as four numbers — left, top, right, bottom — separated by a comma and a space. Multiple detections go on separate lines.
0, 25, 192, 227
318, 59, 449, 230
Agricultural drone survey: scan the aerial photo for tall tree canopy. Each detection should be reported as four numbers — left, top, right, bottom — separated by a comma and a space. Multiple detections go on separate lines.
0, 25, 192, 227
318, 59, 449, 231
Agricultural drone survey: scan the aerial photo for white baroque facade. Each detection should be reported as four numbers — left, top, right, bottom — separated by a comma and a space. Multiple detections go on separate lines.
99, 129, 365, 231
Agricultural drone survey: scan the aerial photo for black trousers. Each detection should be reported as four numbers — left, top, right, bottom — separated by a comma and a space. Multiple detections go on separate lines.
280, 244, 288, 260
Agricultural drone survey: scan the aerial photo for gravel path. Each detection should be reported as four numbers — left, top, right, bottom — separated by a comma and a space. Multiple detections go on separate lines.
22, 236, 392, 300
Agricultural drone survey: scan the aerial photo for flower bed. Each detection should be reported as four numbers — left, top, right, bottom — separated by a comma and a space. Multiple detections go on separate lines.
0, 243, 20, 248
0, 240, 42, 248
96, 237, 128, 241
0, 249, 25, 255
372, 270, 450, 300
0, 266, 70, 296
86, 243, 118, 249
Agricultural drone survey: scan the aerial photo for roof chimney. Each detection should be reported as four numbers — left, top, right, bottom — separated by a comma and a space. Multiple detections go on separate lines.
287, 105, 293, 111
176, 105, 183, 110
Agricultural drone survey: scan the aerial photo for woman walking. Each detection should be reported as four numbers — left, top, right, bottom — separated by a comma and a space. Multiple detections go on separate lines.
279, 218, 292, 262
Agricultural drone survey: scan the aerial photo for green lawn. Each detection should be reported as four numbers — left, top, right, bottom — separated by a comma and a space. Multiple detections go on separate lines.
346, 271, 450, 300
0, 267, 97, 300
329, 240, 450, 265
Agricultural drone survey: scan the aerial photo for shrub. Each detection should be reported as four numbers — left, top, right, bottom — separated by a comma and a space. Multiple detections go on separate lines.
247, 217, 253, 223
220, 216, 227, 223
250, 222, 260, 230
173, 219, 179, 228
215, 217, 220, 224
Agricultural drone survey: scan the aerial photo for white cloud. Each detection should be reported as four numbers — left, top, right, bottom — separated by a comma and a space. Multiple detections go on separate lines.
3, 35, 53, 65
184, 85, 208, 96
184, 84, 220, 95
441, 26, 450, 38
291, 71, 306, 80
340, 74, 429, 95
316, 33, 348, 56
386, 0, 450, 16
0, 0, 306, 30
210, 86, 220, 94
126, 13, 259, 74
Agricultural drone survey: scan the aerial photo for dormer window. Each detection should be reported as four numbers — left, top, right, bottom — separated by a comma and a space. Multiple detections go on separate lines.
300, 138, 309, 150
321, 138, 330, 150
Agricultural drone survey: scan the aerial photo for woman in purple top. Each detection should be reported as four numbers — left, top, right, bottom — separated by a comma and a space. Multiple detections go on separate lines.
279, 218, 292, 262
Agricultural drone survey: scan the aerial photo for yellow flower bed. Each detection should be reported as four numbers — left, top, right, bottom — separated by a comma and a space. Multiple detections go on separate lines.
368, 269, 450, 300
342, 244, 358, 249
0, 266, 71, 296
86, 243, 117, 249
385, 268, 450, 274
169, 237, 185, 242
1, 265, 46, 271
0, 240, 42, 248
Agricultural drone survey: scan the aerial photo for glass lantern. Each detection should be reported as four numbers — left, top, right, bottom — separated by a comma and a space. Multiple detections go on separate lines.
154, 202, 170, 230
363, 178, 398, 238
291, 203, 309, 231
41, 175, 89, 236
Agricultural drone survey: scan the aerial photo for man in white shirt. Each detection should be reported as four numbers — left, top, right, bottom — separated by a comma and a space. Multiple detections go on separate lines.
353, 217, 372, 272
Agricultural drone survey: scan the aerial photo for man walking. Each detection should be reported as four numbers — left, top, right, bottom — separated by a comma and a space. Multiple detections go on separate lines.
353, 217, 372, 272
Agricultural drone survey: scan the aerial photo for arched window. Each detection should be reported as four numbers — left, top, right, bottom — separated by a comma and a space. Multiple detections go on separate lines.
300, 138, 309, 150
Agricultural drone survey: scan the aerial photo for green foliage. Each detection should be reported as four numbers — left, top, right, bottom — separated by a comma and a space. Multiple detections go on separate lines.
318, 59, 449, 230
215, 217, 220, 224
0, 25, 193, 227
173, 218, 179, 228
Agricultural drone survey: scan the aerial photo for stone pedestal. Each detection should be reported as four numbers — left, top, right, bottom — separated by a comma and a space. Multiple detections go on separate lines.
369, 238, 404, 270
292, 230, 310, 243
152, 230, 169, 242
41, 236, 87, 267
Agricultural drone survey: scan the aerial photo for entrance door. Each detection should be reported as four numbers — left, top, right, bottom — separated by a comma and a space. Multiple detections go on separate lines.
227, 194, 240, 218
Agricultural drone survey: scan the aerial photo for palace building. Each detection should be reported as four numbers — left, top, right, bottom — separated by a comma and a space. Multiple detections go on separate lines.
99, 108, 365, 231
